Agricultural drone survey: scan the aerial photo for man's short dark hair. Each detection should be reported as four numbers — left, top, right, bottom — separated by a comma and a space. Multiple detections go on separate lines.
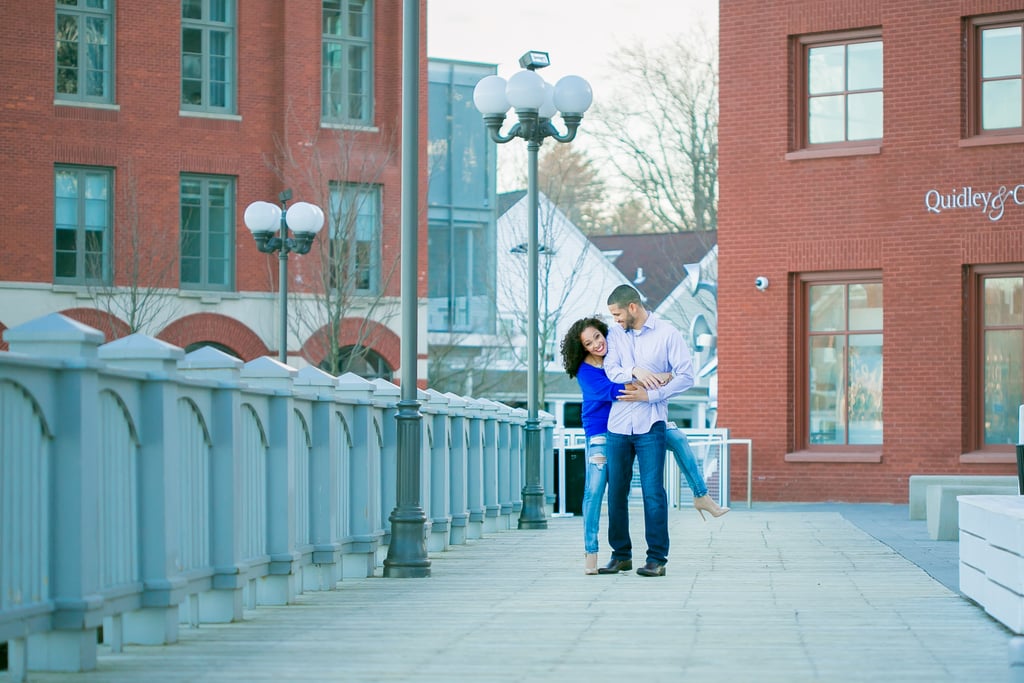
607, 284, 642, 308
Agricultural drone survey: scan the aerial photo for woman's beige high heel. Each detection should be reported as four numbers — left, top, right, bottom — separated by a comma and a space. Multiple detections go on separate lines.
693, 495, 730, 521
584, 553, 598, 575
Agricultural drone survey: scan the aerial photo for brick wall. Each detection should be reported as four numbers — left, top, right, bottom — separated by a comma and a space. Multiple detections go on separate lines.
719, 0, 1024, 501
0, 1, 427, 363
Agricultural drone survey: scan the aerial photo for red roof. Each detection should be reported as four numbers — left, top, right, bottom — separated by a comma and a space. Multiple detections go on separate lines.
589, 231, 717, 310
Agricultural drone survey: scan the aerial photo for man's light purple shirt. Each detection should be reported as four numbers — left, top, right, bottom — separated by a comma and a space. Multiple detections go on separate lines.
604, 311, 695, 435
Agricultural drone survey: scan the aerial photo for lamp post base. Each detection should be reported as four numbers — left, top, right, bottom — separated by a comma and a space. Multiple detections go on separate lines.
518, 423, 548, 529
518, 489, 548, 529
382, 511, 431, 578
382, 400, 431, 577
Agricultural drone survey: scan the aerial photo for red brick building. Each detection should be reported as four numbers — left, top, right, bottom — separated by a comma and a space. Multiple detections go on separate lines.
0, 1, 427, 380
719, 0, 1023, 501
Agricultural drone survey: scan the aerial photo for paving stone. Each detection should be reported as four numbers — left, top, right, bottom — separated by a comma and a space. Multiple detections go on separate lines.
11, 505, 1014, 682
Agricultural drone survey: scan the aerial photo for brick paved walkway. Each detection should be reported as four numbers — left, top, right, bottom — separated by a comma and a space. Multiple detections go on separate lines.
10, 505, 1015, 682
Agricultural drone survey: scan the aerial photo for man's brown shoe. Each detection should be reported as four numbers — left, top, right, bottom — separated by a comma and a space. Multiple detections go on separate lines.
597, 558, 632, 574
636, 561, 666, 577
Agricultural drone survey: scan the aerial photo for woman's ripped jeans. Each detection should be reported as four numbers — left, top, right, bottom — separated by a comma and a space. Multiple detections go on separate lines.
581, 433, 609, 554
666, 426, 708, 498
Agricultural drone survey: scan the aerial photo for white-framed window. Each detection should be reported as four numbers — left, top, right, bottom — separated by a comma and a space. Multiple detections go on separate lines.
322, 0, 373, 125
54, 165, 113, 284
328, 182, 381, 294
55, 0, 114, 103
180, 174, 234, 290
181, 0, 236, 112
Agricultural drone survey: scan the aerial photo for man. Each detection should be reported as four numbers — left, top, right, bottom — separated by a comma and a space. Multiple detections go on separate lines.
598, 284, 694, 577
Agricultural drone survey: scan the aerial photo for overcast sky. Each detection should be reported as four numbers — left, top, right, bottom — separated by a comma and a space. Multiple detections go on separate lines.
426, 1, 718, 191
427, 1, 717, 85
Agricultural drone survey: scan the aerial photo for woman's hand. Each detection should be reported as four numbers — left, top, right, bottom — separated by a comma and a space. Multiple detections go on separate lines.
618, 383, 650, 402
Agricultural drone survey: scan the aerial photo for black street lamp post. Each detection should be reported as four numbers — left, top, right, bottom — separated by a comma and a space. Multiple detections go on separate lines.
383, 0, 430, 577
473, 52, 593, 529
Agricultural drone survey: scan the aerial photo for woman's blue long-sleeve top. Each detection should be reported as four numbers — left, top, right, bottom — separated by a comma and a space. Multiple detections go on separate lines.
576, 362, 625, 437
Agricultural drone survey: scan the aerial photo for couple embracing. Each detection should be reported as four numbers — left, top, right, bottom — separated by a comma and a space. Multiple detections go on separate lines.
560, 284, 728, 578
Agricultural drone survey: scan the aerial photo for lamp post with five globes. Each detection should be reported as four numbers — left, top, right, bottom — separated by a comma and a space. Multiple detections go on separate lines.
243, 189, 325, 364
473, 51, 593, 529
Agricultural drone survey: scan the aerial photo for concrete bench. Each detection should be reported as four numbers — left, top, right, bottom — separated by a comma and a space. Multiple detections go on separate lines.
926, 484, 1018, 540
908, 474, 1018, 520
959, 495, 1024, 634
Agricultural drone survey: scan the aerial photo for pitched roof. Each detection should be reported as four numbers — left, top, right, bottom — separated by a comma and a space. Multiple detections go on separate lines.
497, 190, 527, 217
589, 231, 717, 310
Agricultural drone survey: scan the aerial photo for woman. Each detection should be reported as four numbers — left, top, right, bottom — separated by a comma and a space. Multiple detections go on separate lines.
560, 317, 728, 575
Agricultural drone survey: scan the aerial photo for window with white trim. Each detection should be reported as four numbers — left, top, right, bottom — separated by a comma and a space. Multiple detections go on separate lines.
54, 165, 113, 284
56, 0, 114, 103
181, 0, 236, 112
322, 0, 373, 125
180, 174, 234, 290
328, 182, 381, 294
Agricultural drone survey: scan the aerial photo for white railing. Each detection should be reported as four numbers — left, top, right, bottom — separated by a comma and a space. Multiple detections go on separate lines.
552, 425, 741, 515
668, 428, 731, 509
0, 313, 539, 681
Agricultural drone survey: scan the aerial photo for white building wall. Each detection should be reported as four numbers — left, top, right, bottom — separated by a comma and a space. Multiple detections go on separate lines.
495, 193, 631, 375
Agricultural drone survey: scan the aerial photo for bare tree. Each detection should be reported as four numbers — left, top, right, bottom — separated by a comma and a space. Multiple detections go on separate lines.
591, 27, 718, 234
89, 162, 182, 336
536, 144, 608, 235
603, 197, 659, 235
269, 118, 402, 377
494, 191, 597, 407
426, 341, 510, 397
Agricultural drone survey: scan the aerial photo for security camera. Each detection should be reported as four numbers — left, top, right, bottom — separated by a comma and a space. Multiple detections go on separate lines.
754, 276, 769, 291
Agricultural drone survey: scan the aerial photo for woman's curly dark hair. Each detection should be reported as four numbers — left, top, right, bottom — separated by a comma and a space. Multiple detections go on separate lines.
560, 316, 608, 378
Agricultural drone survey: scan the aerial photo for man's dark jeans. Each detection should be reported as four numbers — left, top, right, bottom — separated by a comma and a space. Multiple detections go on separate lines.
606, 421, 668, 565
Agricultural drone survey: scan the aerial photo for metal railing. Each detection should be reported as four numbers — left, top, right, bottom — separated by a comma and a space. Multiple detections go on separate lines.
0, 313, 540, 681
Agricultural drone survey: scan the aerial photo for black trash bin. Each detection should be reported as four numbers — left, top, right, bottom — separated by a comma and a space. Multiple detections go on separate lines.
1016, 443, 1024, 495
553, 447, 587, 515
